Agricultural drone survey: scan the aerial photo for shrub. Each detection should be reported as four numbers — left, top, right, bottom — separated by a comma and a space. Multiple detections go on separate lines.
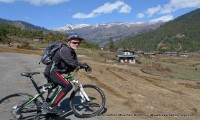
17, 41, 30, 48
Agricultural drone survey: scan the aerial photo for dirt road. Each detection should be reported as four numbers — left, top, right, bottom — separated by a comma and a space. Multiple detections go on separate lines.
0, 52, 200, 120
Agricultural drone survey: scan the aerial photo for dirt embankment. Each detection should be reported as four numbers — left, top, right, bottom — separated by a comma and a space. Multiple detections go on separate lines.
78, 57, 200, 120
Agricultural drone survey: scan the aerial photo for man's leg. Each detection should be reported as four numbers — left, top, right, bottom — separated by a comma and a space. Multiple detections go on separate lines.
43, 64, 54, 102
49, 71, 73, 108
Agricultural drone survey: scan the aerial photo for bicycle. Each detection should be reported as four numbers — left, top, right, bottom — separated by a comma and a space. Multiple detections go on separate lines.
0, 67, 106, 119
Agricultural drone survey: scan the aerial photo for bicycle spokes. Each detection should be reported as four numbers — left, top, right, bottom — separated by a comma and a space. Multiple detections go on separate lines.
70, 85, 105, 117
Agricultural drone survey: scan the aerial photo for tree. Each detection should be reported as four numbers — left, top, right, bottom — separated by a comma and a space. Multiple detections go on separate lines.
108, 37, 115, 51
0, 25, 8, 42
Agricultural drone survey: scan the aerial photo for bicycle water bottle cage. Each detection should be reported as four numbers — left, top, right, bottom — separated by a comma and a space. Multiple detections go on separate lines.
21, 72, 40, 78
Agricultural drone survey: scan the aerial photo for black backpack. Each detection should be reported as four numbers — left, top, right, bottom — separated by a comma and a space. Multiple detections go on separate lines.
39, 42, 63, 65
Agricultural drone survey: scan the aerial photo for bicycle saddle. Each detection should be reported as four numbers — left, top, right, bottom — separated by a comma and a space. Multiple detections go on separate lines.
21, 72, 40, 77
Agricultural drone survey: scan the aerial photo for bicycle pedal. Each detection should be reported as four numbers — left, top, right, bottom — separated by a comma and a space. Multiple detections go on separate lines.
41, 102, 51, 109
11, 106, 22, 119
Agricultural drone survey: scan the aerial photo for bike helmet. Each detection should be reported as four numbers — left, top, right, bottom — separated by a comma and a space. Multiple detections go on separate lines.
67, 34, 83, 41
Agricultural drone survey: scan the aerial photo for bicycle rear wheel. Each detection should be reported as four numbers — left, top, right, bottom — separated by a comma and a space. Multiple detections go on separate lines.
0, 93, 42, 120
70, 84, 106, 118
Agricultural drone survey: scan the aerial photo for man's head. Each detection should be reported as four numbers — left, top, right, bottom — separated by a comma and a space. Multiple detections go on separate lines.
67, 34, 83, 50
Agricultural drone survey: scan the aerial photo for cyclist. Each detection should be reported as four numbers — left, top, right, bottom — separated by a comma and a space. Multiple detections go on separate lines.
43, 34, 92, 113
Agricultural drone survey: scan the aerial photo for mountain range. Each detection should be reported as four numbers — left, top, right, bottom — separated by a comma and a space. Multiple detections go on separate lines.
0, 18, 163, 46
114, 8, 200, 52
0, 18, 47, 31
1, 8, 199, 52
52, 22, 163, 45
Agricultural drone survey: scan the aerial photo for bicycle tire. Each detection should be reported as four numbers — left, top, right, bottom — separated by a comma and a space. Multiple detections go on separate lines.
0, 93, 42, 120
70, 84, 106, 118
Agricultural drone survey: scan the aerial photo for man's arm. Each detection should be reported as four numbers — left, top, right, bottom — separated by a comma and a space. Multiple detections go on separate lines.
59, 46, 79, 67
59, 46, 92, 72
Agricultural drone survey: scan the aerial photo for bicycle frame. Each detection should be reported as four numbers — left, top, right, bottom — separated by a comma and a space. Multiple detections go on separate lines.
64, 75, 91, 102
17, 81, 54, 113
18, 71, 91, 113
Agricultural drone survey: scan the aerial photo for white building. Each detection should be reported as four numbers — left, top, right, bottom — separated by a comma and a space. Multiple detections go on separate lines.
116, 50, 137, 64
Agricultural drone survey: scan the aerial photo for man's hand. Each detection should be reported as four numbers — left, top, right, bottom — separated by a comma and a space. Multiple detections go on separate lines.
79, 63, 92, 72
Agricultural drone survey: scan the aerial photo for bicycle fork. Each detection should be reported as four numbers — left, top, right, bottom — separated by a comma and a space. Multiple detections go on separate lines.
71, 80, 90, 103
79, 84, 90, 103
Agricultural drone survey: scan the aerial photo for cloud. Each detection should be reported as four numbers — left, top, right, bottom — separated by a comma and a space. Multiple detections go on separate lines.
137, 0, 200, 19
73, 1, 131, 19
137, 13, 145, 18
146, 5, 161, 16
150, 14, 173, 22
119, 4, 132, 13
0, 0, 69, 5
72, 13, 96, 19
161, 0, 200, 14
27, 0, 70, 5
0, 0, 15, 3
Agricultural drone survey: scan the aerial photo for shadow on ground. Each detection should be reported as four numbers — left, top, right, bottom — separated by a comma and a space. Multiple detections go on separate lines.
42, 97, 107, 120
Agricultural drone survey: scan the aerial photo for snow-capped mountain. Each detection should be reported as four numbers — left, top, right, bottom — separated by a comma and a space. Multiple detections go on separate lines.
52, 22, 163, 45
52, 22, 159, 31
52, 23, 90, 31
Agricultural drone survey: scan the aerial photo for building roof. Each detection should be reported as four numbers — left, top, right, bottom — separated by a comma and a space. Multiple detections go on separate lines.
117, 54, 137, 58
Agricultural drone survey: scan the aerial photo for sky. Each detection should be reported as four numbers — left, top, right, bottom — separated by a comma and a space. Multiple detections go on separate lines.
0, 0, 200, 29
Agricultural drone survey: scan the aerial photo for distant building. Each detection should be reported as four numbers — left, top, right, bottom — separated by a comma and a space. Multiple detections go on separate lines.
164, 52, 178, 56
143, 52, 156, 58
157, 52, 189, 57
33, 37, 43, 42
179, 53, 189, 57
116, 50, 137, 64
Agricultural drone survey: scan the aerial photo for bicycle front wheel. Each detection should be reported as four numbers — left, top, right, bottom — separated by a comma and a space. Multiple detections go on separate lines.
0, 93, 41, 120
70, 84, 106, 118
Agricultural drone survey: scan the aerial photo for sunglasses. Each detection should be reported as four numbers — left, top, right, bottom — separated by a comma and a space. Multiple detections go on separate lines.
71, 42, 80, 45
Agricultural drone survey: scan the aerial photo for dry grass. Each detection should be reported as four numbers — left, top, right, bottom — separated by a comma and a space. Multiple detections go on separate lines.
139, 55, 200, 81
0, 45, 43, 55
1, 45, 200, 81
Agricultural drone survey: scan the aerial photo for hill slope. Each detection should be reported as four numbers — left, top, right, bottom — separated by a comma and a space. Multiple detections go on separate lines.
115, 8, 200, 52
0, 18, 47, 31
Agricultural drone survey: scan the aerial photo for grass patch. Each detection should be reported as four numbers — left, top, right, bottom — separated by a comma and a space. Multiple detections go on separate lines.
140, 55, 200, 81
0, 45, 42, 55
76, 48, 94, 56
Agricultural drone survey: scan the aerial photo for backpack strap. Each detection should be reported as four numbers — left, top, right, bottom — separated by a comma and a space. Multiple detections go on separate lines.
52, 43, 64, 66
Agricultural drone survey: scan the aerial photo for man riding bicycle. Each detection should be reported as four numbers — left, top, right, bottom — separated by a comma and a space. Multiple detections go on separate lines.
43, 34, 92, 113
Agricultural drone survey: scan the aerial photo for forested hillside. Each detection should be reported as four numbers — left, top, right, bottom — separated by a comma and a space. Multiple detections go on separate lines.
0, 24, 66, 43
0, 18, 47, 31
114, 8, 200, 52
0, 23, 98, 49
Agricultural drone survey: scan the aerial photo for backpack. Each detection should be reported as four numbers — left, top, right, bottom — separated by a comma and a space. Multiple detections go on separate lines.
39, 42, 63, 65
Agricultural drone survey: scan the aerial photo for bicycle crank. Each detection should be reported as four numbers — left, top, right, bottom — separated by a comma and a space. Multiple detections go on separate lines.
11, 105, 22, 119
